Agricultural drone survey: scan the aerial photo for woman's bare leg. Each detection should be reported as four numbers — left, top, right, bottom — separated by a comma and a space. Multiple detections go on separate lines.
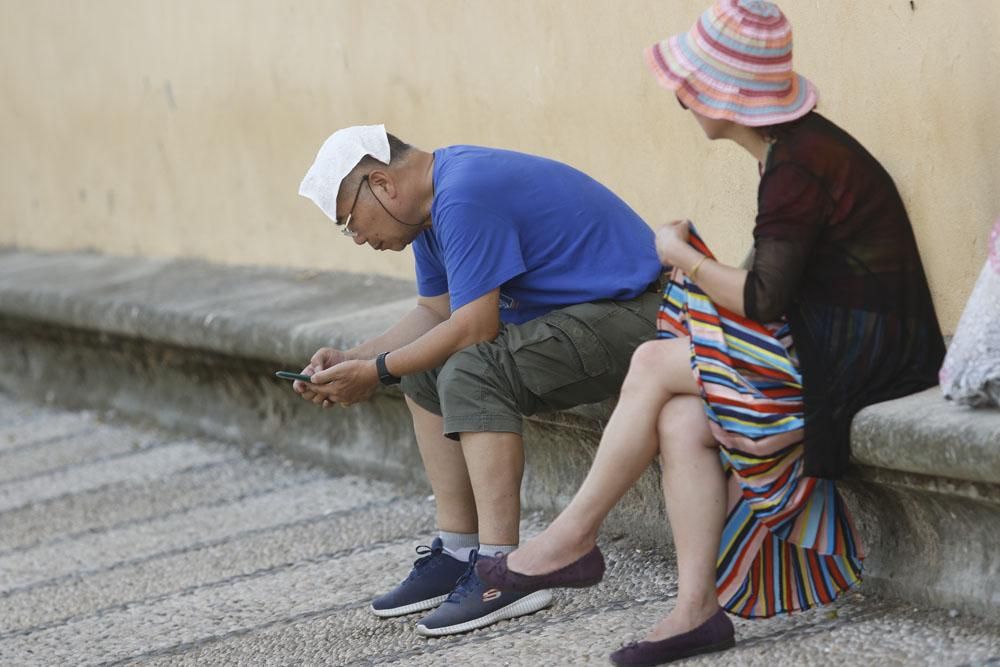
507, 337, 700, 575
644, 394, 727, 641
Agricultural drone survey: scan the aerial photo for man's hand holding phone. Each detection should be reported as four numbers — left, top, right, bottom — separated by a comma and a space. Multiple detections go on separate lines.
309, 360, 379, 408
279, 347, 381, 409
293, 347, 348, 401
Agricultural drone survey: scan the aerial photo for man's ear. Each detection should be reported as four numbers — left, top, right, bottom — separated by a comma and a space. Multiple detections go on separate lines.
367, 169, 396, 198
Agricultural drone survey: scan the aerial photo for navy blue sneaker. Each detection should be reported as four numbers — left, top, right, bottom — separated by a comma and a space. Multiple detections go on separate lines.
415, 551, 553, 637
370, 538, 470, 617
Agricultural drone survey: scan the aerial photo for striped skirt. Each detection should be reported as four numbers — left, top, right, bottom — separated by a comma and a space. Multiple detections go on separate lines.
657, 232, 865, 619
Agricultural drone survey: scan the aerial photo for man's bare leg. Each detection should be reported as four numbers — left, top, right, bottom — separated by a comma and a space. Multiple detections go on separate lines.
406, 397, 477, 534
460, 431, 524, 548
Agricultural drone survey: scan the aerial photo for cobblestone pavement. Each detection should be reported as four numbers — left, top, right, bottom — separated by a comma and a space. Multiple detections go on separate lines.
1, 392, 998, 666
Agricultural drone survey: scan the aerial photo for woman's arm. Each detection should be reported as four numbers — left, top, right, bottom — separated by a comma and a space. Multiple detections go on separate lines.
656, 221, 749, 316
659, 165, 828, 323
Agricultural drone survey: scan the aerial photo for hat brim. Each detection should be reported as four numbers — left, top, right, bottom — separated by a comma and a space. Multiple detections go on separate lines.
644, 33, 818, 127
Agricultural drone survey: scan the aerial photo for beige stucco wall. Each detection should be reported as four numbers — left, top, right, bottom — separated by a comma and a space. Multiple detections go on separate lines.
2, 0, 997, 334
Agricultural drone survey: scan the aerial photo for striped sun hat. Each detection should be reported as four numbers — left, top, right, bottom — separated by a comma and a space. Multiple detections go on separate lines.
645, 0, 817, 127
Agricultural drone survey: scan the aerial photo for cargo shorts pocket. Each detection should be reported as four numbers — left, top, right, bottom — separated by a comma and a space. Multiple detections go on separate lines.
508, 311, 612, 397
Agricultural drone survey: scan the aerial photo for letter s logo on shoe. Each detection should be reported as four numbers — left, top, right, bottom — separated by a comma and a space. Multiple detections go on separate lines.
481, 589, 502, 602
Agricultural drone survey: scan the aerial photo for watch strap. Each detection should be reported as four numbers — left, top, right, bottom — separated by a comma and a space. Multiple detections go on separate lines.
376, 352, 401, 385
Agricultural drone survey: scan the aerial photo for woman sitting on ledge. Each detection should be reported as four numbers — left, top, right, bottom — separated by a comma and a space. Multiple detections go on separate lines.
477, 0, 945, 664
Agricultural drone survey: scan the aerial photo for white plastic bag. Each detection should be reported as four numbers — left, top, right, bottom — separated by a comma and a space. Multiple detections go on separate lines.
940, 219, 1000, 407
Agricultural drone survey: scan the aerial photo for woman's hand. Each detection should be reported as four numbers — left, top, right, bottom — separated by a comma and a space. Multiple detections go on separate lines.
655, 220, 692, 267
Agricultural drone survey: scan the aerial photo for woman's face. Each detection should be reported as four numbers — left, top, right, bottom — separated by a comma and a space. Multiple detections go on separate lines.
675, 94, 732, 140
690, 109, 733, 140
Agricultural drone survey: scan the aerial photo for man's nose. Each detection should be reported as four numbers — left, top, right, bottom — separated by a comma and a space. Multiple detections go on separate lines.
352, 234, 367, 246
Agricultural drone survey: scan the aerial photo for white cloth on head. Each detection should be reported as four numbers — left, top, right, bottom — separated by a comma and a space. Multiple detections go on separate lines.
298, 124, 390, 223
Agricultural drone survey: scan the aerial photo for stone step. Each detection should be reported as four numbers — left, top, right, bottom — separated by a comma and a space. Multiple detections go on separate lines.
1, 501, 433, 639
0, 439, 230, 514
0, 455, 312, 552
0, 418, 164, 483
1, 395, 997, 666
0, 407, 98, 454
0, 474, 408, 593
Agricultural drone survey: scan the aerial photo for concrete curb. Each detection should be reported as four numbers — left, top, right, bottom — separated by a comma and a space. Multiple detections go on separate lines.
2, 248, 998, 617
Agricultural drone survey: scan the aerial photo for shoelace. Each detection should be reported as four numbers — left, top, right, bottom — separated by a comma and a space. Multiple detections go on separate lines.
443, 551, 479, 604
404, 543, 443, 582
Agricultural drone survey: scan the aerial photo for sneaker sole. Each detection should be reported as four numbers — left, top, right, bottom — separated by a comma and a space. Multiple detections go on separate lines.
370, 593, 449, 618
415, 589, 553, 637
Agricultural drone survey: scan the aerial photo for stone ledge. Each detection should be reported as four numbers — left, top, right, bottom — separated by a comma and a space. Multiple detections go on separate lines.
2, 247, 999, 617
0, 248, 418, 363
852, 388, 1000, 486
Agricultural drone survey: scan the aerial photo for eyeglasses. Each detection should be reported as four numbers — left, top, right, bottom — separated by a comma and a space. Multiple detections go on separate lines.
335, 175, 368, 237
336, 173, 426, 237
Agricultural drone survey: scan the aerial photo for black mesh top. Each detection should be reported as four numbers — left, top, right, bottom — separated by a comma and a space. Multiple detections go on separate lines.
744, 112, 945, 478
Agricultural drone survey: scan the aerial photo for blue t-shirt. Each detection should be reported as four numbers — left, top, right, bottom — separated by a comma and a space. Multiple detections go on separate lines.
412, 146, 661, 324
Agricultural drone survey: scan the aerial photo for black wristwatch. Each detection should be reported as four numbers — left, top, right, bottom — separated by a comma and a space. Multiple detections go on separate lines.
375, 352, 401, 386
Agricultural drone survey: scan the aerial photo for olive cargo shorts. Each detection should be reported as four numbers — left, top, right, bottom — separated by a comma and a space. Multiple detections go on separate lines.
400, 289, 661, 440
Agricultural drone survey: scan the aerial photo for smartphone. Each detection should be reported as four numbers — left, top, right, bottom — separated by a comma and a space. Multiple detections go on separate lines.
275, 370, 313, 383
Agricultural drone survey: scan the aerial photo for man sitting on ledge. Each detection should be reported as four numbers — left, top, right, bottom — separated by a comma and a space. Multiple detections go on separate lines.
294, 124, 662, 636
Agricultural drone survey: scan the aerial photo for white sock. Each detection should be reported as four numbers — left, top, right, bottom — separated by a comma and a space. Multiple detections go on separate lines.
445, 546, 478, 562
439, 530, 478, 562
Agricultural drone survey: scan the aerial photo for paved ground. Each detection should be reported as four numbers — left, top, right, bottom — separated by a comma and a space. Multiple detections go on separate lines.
1, 392, 998, 666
